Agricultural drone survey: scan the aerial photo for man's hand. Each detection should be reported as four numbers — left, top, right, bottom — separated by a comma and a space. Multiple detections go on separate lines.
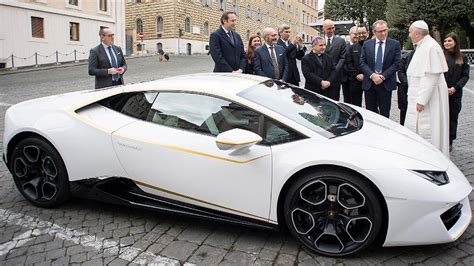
416, 103, 425, 112
232, 69, 243, 74
371, 74, 384, 85
448, 87, 456, 95
356, 74, 364, 81
321, 80, 331, 89
116, 67, 125, 74
108, 68, 119, 75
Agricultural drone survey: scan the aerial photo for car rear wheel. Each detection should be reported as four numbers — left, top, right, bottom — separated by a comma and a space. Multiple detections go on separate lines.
284, 170, 382, 256
10, 137, 70, 208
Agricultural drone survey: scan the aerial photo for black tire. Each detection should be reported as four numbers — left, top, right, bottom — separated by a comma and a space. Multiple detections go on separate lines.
10, 137, 70, 208
283, 169, 382, 257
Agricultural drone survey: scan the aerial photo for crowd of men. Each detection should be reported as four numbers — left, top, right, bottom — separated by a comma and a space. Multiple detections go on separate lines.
87, 11, 469, 157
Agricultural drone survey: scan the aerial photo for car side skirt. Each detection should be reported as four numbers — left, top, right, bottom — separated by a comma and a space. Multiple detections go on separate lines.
70, 177, 279, 231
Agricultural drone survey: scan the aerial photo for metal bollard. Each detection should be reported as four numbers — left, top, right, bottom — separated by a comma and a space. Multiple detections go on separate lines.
56, 51, 60, 65
11, 54, 16, 70
34, 52, 39, 68
74, 49, 78, 62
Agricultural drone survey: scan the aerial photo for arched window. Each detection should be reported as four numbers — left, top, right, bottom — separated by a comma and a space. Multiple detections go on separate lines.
157, 16, 163, 32
233, 0, 239, 15
204, 22, 209, 36
185, 17, 190, 33
256, 8, 261, 21
136, 18, 143, 35
245, 4, 251, 18
218, 0, 226, 10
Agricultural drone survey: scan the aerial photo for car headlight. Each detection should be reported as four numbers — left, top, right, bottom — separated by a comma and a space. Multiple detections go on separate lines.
410, 170, 450, 185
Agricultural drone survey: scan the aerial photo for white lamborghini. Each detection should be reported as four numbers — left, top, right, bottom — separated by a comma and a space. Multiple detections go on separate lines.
2, 73, 471, 256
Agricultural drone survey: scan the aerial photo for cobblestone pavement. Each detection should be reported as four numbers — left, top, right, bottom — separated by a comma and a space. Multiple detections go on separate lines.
0, 55, 473, 265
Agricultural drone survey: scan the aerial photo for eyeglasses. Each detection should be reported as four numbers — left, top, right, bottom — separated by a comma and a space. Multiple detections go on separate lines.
103, 34, 115, 37
374, 29, 388, 33
357, 32, 367, 35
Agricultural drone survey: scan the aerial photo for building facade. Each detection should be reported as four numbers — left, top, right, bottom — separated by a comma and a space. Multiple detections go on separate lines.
0, 0, 125, 68
125, 0, 319, 55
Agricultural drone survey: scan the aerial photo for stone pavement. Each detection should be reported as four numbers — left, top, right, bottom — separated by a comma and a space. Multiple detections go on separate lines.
0, 55, 473, 265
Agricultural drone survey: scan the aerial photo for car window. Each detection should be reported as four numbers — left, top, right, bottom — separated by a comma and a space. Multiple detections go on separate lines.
147, 92, 305, 145
100, 92, 158, 120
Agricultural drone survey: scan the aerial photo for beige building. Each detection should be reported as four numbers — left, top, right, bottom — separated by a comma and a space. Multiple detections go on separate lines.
0, 0, 125, 68
125, 0, 319, 55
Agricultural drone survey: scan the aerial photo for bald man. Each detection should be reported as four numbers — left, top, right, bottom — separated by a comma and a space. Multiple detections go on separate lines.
253, 27, 288, 80
323, 19, 347, 101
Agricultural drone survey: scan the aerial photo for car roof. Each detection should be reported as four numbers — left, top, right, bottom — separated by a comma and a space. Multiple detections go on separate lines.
122, 73, 270, 97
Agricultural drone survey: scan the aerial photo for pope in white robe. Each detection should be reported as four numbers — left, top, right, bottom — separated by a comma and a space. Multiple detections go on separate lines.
405, 21, 450, 157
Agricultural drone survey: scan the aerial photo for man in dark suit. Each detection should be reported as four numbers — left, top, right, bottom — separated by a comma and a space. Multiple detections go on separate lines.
254, 27, 288, 81
360, 20, 401, 118
397, 49, 415, 125
323, 19, 346, 101
88, 27, 127, 89
277, 24, 306, 86
341, 26, 359, 104
301, 37, 338, 100
209, 11, 246, 73
345, 26, 369, 107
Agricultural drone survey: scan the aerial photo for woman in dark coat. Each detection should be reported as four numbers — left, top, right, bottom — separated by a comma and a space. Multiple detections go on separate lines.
442, 32, 470, 151
243, 35, 261, 74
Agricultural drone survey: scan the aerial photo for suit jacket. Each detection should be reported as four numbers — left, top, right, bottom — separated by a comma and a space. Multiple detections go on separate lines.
397, 50, 415, 110
325, 36, 346, 76
253, 44, 288, 80
88, 44, 127, 89
360, 38, 401, 91
340, 42, 351, 82
209, 27, 246, 72
345, 40, 365, 81
277, 38, 306, 84
301, 52, 338, 99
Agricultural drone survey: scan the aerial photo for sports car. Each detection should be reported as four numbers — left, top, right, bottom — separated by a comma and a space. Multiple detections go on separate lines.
2, 73, 471, 256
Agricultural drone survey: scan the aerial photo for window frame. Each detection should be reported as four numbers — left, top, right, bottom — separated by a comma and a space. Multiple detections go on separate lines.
69, 22, 80, 42
31, 16, 45, 39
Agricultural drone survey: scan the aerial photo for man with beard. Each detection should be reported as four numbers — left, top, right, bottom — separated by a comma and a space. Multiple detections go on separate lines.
344, 25, 368, 106
254, 27, 288, 80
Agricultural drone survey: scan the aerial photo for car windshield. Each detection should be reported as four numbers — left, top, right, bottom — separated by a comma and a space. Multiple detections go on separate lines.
238, 80, 363, 138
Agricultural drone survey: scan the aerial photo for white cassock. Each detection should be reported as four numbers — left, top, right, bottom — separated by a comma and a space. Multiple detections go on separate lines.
405, 35, 450, 157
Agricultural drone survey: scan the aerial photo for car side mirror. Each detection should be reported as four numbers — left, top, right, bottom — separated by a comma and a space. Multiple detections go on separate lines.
215, 128, 263, 151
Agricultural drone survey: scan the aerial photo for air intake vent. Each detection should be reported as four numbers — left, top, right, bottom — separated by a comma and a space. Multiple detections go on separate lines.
440, 203, 462, 231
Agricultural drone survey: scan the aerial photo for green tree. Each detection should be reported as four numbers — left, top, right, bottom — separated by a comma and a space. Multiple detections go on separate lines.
386, 0, 474, 47
325, 0, 387, 29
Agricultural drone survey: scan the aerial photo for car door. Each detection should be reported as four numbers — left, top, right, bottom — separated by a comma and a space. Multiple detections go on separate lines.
111, 91, 273, 221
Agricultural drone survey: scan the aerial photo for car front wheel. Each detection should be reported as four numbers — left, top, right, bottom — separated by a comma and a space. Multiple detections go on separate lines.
10, 137, 70, 208
284, 170, 383, 256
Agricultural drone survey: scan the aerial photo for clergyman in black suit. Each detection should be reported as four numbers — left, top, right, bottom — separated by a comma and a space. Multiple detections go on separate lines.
277, 24, 306, 86
88, 27, 127, 89
360, 20, 401, 118
253, 27, 288, 81
323, 19, 346, 101
209, 11, 246, 73
301, 36, 338, 100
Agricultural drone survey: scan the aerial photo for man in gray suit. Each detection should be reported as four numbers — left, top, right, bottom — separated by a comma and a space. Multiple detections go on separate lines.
323, 19, 346, 101
88, 27, 127, 89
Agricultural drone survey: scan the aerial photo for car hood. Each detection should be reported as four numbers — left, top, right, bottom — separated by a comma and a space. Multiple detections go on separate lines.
337, 107, 449, 170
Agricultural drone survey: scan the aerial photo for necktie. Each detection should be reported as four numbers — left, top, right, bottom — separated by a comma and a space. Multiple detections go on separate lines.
326, 38, 332, 51
227, 31, 234, 46
108, 46, 118, 81
269, 46, 280, 79
375, 41, 383, 73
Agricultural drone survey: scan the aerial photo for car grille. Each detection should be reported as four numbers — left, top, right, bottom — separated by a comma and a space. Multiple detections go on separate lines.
440, 203, 463, 231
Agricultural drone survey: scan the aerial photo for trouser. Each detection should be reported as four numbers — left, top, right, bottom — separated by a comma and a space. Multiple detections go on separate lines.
400, 109, 407, 126
349, 80, 363, 107
449, 95, 462, 143
341, 81, 351, 103
364, 85, 392, 118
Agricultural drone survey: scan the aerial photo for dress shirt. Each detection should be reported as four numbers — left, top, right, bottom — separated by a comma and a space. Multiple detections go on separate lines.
265, 43, 278, 64
374, 38, 386, 65
101, 43, 118, 68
